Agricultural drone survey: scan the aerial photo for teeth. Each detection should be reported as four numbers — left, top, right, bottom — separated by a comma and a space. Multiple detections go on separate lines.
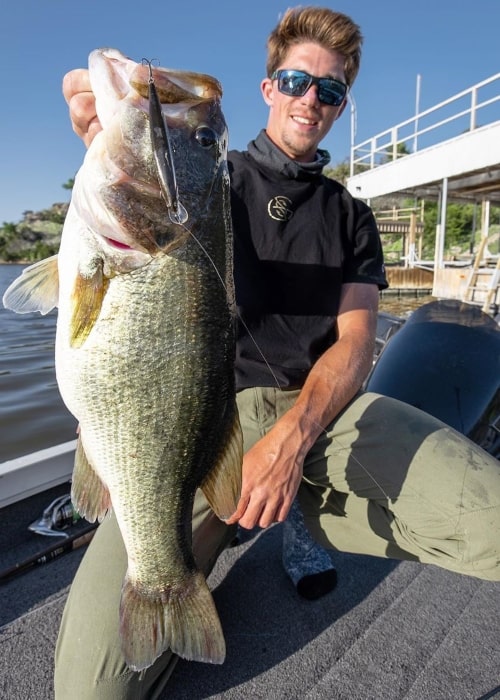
293, 116, 315, 125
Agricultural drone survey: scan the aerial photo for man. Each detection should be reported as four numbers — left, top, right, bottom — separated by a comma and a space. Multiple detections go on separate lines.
56, 7, 500, 699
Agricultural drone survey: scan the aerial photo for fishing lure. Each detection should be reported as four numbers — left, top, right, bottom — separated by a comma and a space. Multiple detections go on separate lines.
145, 59, 188, 225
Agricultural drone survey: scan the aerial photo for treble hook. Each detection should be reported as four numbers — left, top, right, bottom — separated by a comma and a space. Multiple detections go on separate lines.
143, 58, 188, 225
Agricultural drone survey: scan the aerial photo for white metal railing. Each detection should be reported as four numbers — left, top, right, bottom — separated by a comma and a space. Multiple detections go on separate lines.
350, 73, 500, 176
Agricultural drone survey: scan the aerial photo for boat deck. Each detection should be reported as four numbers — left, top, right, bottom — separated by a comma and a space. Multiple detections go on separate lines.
1, 484, 499, 699
2, 302, 499, 698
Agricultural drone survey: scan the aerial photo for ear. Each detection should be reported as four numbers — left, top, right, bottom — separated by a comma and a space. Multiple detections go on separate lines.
261, 77, 274, 107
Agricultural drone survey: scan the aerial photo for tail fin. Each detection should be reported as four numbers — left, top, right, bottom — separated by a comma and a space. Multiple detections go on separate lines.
119, 570, 225, 671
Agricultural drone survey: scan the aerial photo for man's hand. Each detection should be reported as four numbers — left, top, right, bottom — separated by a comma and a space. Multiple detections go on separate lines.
226, 415, 305, 529
62, 69, 102, 148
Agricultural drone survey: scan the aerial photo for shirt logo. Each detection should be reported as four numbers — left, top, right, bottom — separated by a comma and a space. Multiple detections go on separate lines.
268, 195, 293, 222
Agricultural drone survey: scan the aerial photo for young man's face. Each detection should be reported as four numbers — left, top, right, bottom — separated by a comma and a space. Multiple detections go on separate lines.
261, 41, 348, 162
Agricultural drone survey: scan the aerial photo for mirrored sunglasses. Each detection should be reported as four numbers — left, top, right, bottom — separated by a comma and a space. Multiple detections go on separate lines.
271, 69, 347, 107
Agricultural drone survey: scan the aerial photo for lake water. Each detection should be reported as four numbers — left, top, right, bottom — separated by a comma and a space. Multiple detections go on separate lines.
0, 263, 432, 463
0, 264, 77, 461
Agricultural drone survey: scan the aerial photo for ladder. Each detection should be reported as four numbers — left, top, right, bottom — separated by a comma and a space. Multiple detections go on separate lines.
462, 237, 500, 313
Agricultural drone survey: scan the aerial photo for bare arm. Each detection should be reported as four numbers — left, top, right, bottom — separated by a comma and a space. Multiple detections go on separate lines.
227, 282, 379, 530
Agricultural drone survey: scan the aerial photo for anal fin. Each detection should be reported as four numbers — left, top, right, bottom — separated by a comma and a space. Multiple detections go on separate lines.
201, 408, 243, 521
71, 433, 111, 522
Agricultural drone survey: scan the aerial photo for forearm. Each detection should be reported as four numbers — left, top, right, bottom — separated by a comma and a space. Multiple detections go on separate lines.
275, 282, 379, 457
284, 327, 375, 456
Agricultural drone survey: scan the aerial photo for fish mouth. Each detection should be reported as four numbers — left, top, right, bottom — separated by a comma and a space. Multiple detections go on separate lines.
128, 59, 223, 104
120, 51, 222, 227
88, 48, 225, 256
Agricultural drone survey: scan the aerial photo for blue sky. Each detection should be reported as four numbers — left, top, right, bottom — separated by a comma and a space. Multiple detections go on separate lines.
1, 0, 499, 223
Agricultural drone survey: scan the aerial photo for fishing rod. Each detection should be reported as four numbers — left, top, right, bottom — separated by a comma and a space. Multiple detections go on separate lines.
0, 522, 98, 584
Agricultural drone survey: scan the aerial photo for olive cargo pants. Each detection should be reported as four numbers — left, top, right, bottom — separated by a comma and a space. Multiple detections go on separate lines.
55, 389, 500, 698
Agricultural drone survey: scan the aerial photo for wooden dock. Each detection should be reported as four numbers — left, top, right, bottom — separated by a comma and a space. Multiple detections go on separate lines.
433, 239, 500, 312
381, 228, 500, 313
384, 266, 434, 294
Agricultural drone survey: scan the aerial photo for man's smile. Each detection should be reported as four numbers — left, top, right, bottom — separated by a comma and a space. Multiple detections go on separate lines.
291, 114, 318, 125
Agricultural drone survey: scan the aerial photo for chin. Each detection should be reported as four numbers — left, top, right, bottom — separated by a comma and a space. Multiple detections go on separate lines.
282, 135, 317, 161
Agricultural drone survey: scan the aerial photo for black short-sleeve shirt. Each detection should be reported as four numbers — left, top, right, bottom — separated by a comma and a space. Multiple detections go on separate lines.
229, 145, 387, 391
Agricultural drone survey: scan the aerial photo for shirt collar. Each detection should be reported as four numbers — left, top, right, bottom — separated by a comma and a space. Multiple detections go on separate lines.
246, 130, 331, 181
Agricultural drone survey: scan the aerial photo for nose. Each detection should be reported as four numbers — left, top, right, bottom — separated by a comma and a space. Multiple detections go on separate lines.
300, 83, 320, 106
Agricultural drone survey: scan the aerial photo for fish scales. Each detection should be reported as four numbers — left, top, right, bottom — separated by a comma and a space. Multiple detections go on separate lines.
75, 261, 228, 511
2, 48, 243, 671
58, 254, 234, 583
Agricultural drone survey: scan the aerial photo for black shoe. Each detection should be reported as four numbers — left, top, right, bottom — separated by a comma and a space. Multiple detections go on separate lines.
296, 567, 338, 600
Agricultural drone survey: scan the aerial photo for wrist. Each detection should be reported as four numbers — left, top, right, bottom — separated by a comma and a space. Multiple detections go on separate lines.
280, 403, 324, 457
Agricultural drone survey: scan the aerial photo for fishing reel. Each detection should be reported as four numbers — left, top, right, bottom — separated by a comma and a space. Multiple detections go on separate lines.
28, 494, 80, 538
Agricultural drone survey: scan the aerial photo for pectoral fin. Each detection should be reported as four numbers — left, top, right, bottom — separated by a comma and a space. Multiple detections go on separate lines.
2, 255, 59, 314
201, 409, 243, 521
70, 262, 109, 348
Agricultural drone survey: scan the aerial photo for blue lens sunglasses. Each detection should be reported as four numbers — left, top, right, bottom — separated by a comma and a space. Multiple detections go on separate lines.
271, 69, 347, 107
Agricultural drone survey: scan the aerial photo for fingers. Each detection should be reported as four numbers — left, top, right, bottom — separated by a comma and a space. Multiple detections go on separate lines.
225, 427, 303, 530
62, 69, 102, 148
225, 496, 250, 526
227, 491, 291, 530
62, 68, 92, 104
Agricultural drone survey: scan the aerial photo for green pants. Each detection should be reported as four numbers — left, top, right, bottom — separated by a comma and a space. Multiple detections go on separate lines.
55, 390, 500, 698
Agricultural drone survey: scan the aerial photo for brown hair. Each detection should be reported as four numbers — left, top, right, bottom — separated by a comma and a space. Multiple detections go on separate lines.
266, 6, 363, 87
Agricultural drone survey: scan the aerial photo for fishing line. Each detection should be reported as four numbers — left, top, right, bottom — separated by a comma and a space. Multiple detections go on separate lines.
180, 223, 283, 391
180, 221, 392, 503
145, 62, 390, 502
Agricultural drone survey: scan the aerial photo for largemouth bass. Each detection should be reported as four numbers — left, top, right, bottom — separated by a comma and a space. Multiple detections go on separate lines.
3, 48, 242, 671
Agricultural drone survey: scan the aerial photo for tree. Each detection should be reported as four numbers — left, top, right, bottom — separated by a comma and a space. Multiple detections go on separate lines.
383, 141, 410, 164
422, 201, 475, 257
1, 222, 17, 236
324, 159, 350, 186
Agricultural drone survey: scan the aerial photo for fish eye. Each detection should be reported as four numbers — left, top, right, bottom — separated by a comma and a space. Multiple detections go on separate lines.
194, 126, 217, 148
